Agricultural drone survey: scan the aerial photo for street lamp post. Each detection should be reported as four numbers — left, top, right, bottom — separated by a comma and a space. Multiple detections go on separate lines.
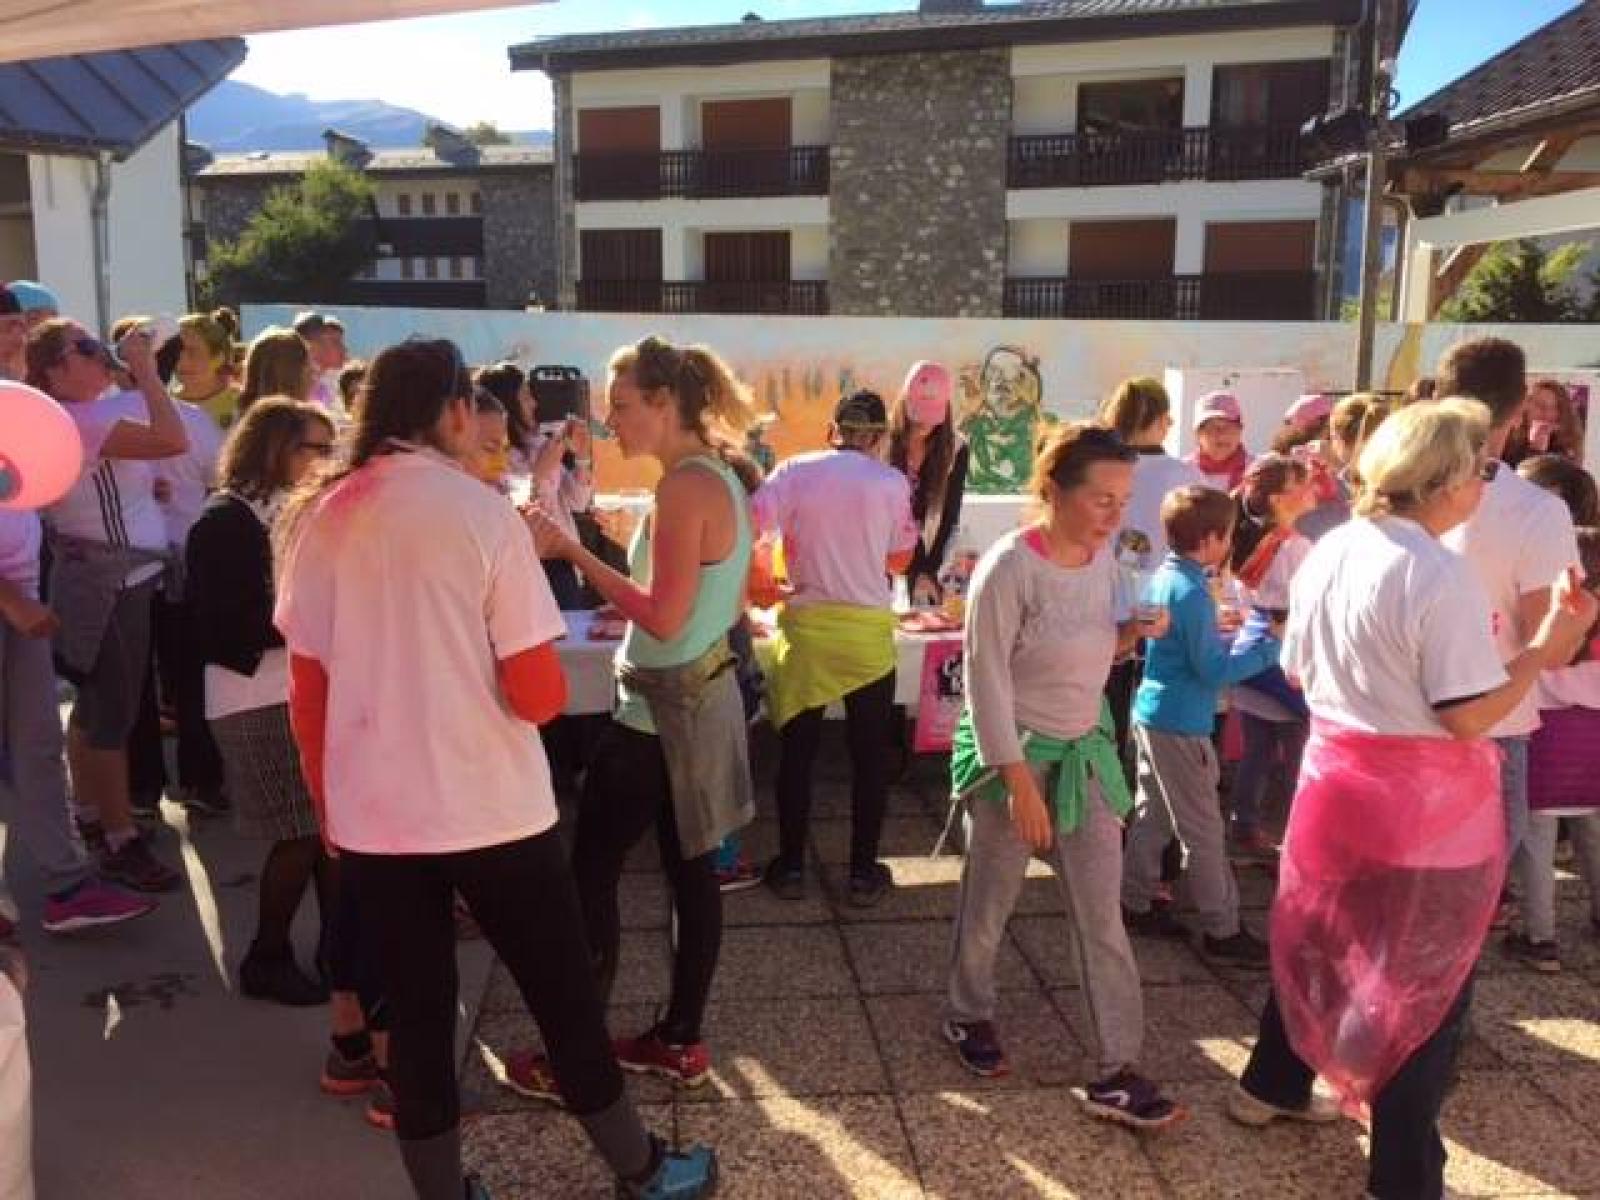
1354, 0, 1401, 391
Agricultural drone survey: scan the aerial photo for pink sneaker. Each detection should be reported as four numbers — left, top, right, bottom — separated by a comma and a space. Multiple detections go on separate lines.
42, 879, 157, 934
615, 1027, 711, 1087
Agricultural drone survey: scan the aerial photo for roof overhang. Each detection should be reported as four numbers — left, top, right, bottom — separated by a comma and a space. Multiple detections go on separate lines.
511, 0, 1364, 75
0, 1, 546, 64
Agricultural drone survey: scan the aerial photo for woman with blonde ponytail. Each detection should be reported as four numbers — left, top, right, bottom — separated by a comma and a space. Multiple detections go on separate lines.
517, 334, 757, 1097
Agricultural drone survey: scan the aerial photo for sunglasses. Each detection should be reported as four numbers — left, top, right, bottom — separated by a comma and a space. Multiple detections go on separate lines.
67, 336, 109, 362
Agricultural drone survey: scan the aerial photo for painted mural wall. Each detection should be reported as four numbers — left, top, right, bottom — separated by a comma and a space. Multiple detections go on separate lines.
245, 306, 1600, 491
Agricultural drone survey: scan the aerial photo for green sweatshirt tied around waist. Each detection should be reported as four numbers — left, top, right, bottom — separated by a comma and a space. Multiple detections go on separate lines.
949, 699, 1132, 835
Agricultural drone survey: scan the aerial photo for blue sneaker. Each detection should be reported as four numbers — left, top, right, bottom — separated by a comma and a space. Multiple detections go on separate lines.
1075, 1069, 1186, 1131
619, 1143, 717, 1199
941, 1019, 1009, 1078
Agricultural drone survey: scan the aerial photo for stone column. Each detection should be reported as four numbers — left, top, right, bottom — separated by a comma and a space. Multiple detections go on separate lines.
550, 71, 579, 310
828, 47, 1011, 317
481, 170, 556, 310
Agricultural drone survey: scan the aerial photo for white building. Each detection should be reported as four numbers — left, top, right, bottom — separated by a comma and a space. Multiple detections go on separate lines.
513, 0, 1372, 319
0, 38, 245, 330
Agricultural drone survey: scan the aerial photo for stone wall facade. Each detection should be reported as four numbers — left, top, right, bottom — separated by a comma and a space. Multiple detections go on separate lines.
198, 178, 278, 248
482, 169, 556, 309
550, 73, 579, 311
828, 48, 1011, 317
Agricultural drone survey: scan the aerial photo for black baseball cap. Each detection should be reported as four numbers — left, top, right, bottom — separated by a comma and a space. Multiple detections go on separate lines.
292, 311, 343, 336
834, 389, 888, 431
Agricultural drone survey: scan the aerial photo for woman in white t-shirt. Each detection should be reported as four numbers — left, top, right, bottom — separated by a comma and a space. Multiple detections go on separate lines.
1096, 377, 1205, 783
1228, 401, 1597, 1200
28, 318, 188, 894
274, 339, 711, 1200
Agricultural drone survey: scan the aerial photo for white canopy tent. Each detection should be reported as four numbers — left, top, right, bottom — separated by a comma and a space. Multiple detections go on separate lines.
0, 0, 544, 62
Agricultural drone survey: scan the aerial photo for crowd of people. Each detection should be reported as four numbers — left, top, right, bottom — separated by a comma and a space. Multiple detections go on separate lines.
2, 273, 1599, 1200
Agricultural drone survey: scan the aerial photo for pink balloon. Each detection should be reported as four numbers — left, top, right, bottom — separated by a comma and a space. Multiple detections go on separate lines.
0, 381, 83, 511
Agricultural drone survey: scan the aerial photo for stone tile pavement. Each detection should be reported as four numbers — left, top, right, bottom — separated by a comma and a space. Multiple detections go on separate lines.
462, 772, 1600, 1200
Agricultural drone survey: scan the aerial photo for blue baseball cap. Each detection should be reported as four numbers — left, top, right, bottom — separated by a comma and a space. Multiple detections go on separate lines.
4, 280, 58, 314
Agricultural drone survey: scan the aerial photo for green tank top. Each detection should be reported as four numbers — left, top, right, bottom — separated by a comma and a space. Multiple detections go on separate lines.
614, 454, 752, 733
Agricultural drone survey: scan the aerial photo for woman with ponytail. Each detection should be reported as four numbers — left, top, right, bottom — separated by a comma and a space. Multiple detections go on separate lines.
276, 338, 712, 1200
517, 334, 757, 1096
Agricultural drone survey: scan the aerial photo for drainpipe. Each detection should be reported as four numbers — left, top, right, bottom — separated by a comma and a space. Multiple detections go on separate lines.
90, 152, 113, 337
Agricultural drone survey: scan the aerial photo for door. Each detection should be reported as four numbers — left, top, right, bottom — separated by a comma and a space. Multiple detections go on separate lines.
579, 228, 663, 311
576, 106, 661, 199
701, 98, 793, 195
704, 231, 790, 312
1068, 219, 1177, 317
1202, 221, 1316, 318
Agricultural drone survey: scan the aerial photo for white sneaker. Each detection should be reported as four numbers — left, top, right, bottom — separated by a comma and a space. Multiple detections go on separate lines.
1226, 1081, 1342, 1127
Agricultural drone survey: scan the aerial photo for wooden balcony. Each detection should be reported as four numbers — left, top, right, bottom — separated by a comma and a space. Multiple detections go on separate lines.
576, 279, 829, 315
1003, 272, 1318, 320
575, 145, 830, 201
1007, 127, 1306, 189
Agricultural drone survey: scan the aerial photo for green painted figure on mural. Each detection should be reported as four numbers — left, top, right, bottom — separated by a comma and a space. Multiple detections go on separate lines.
959, 345, 1053, 493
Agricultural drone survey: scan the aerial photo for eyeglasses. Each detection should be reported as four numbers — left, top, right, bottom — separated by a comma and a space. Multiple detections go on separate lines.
1477, 459, 1501, 482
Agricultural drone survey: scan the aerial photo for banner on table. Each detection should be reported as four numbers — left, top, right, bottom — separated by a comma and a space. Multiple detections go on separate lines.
913, 638, 965, 754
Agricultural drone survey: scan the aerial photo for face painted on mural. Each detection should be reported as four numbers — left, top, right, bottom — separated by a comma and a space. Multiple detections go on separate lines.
959, 345, 1050, 494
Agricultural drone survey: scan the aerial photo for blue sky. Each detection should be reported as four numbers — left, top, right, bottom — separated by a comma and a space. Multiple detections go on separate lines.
231, 0, 1582, 130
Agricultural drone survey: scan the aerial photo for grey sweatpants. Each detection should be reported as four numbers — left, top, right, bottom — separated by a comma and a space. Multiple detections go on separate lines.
1121, 725, 1240, 938
1521, 811, 1600, 943
946, 773, 1144, 1076
0, 623, 91, 894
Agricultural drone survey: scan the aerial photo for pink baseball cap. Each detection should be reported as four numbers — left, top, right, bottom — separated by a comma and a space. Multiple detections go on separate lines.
1284, 392, 1334, 432
901, 360, 953, 426
1193, 390, 1242, 430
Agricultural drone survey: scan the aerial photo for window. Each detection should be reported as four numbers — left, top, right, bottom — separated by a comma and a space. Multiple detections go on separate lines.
448, 257, 463, 280
469, 191, 483, 216
1077, 78, 1184, 136
424, 257, 439, 280
401, 257, 416, 280
1212, 61, 1330, 129
396, 193, 413, 217
464, 257, 478, 279
446, 192, 461, 216
421, 193, 437, 216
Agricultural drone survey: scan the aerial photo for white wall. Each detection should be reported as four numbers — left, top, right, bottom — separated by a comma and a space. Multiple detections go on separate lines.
26, 124, 187, 329
27, 153, 98, 322
1007, 218, 1068, 275
107, 123, 186, 321
1011, 27, 1335, 80
373, 178, 481, 219
791, 226, 828, 281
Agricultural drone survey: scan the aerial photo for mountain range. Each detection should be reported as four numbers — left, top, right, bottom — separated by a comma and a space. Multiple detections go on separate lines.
188, 79, 551, 153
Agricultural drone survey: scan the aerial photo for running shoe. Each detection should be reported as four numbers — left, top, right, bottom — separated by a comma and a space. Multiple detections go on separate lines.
618, 1141, 718, 1200
941, 1019, 1009, 1078
615, 1027, 711, 1088
762, 857, 806, 901
365, 1078, 395, 1131
713, 859, 763, 894
1200, 930, 1271, 969
99, 835, 182, 893
502, 1049, 564, 1106
1122, 903, 1186, 939
847, 862, 894, 909
41, 879, 157, 934
1500, 931, 1561, 974
320, 1048, 381, 1097
1225, 1081, 1342, 1127
1074, 1069, 1186, 1131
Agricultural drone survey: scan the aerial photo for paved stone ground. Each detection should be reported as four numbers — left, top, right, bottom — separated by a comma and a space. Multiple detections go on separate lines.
9, 737, 1600, 1198
464, 759, 1600, 1200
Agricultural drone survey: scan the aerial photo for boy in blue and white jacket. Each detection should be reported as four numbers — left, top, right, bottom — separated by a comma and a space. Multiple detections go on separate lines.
1121, 486, 1281, 968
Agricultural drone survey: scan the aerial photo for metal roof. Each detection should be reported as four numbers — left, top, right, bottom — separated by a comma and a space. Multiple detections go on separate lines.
0, 38, 247, 159
512, 0, 1361, 74
1394, 0, 1600, 150
195, 144, 552, 180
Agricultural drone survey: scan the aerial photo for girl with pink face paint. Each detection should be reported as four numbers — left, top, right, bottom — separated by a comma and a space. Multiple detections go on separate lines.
888, 361, 971, 606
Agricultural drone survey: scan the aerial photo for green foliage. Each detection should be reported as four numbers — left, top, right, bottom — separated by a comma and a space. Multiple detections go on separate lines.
1437, 238, 1591, 324
463, 121, 512, 146
206, 161, 376, 306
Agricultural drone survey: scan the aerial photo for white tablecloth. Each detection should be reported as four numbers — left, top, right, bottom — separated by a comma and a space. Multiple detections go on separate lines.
555, 610, 960, 717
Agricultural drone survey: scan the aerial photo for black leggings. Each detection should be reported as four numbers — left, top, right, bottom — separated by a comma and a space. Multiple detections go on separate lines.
573, 721, 721, 1045
776, 669, 896, 874
343, 828, 624, 1140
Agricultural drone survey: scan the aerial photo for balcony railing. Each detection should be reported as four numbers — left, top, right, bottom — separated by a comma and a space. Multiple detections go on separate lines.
372, 216, 484, 256
575, 146, 830, 201
1007, 127, 1306, 188
1003, 272, 1317, 320
577, 279, 829, 315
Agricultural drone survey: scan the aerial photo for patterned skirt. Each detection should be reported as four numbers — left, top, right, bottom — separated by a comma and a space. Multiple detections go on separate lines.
209, 703, 319, 841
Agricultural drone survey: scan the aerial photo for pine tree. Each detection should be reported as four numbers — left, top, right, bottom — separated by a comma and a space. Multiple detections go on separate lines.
1438, 238, 1589, 323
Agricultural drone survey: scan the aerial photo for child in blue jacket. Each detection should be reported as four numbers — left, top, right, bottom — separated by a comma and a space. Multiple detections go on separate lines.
1120, 486, 1280, 968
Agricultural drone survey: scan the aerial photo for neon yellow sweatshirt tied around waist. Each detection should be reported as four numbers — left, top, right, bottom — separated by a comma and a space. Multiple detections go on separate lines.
948, 700, 1132, 835
767, 603, 896, 730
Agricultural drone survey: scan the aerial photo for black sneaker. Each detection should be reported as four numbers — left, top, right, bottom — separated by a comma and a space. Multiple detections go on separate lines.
1501, 932, 1561, 974
240, 947, 330, 1007
99, 835, 183, 893
1123, 903, 1186, 938
762, 857, 805, 901
942, 1019, 1009, 1078
1075, 1068, 1186, 1131
847, 862, 894, 909
1201, 930, 1271, 970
